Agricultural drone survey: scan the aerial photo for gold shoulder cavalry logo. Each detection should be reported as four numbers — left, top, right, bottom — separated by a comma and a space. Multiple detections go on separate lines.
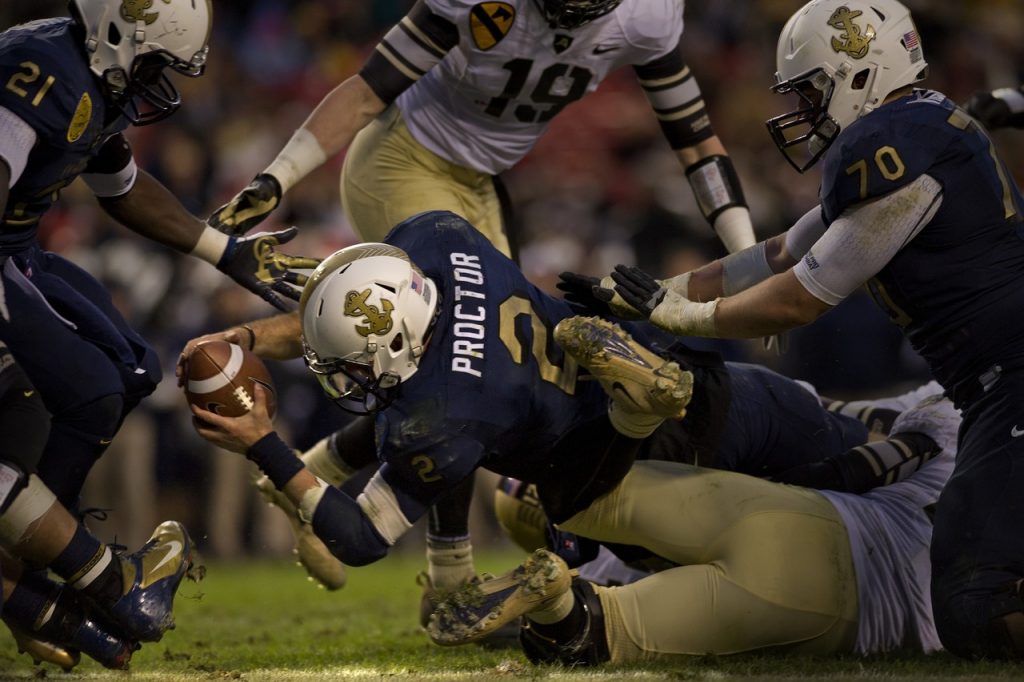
67, 93, 92, 143
345, 289, 395, 337
828, 6, 875, 59
120, 0, 171, 26
469, 2, 515, 51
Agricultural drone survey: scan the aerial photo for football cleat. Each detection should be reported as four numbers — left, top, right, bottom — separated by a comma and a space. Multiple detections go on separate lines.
58, 611, 136, 670
7, 622, 81, 671
427, 549, 572, 646
255, 474, 347, 590
890, 394, 961, 456
100, 520, 194, 642
554, 316, 693, 419
417, 571, 522, 649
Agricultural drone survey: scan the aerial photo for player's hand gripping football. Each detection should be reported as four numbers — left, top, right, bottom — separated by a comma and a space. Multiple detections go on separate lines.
175, 328, 249, 387
557, 271, 646, 320
217, 227, 320, 312
191, 383, 274, 454
207, 173, 282, 236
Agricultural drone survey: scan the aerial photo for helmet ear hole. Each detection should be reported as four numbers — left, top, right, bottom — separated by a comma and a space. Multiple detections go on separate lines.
852, 69, 871, 90
390, 334, 404, 353
107, 22, 122, 45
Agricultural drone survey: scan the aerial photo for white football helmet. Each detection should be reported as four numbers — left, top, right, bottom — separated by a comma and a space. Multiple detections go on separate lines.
301, 244, 439, 415
70, 0, 212, 124
766, 0, 928, 171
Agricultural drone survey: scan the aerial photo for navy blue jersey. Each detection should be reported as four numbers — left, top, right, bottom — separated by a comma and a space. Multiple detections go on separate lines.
820, 90, 1024, 405
0, 18, 128, 253
374, 212, 615, 515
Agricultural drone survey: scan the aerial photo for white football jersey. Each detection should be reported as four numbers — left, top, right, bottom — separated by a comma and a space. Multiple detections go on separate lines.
396, 0, 683, 174
820, 452, 953, 655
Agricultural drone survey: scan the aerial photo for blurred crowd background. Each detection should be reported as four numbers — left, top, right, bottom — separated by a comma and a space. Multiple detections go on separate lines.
2, 1, 1023, 560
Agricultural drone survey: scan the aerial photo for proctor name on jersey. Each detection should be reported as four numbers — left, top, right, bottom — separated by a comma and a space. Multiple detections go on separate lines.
450, 252, 487, 378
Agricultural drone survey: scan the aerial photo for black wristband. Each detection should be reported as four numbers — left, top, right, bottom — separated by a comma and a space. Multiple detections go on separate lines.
246, 432, 304, 489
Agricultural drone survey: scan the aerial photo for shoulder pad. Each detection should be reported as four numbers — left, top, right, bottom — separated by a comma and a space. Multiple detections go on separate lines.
820, 94, 954, 219
422, 0, 480, 24
0, 19, 99, 141
619, 0, 682, 57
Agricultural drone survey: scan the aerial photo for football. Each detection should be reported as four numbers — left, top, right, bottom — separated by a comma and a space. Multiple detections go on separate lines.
184, 340, 277, 418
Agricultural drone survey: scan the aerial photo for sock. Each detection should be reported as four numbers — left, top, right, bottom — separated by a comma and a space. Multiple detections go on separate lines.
49, 526, 122, 604
528, 593, 585, 640
607, 402, 663, 439
426, 536, 474, 591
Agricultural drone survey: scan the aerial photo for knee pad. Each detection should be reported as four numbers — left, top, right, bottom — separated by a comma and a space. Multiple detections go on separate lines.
520, 577, 610, 667
0, 471, 56, 547
0, 366, 50, 471
494, 478, 547, 553
53, 394, 124, 444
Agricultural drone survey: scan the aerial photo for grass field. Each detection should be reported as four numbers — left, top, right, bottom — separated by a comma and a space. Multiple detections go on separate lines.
2, 552, 1023, 681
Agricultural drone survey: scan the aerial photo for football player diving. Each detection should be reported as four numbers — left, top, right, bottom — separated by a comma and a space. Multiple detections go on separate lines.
182, 210, 946, 636
0, 343, 194, 671
203, 0, 763, 595
0, 3, 315, 520
570, 0, 1024, 659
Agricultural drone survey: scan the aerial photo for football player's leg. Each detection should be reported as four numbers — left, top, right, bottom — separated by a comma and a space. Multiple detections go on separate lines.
1, 559, 134, 669
0, 254, 158, 510
557, 461, 858, 655
713, 363, 869, 476
931, 374, 1024, 659
821, 380, 945, 434
340, 108, 512, 256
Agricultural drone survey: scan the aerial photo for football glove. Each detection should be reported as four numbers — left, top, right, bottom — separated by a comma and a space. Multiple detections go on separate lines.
208, 173, 283, 236
965, 88, 1024, 130
608, 264, 666, 318
217, 227, 321, 311
558, 271, 647, 320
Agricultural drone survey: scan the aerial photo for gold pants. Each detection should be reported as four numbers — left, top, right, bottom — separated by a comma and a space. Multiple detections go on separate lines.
340, 106, 511, 256
560, 461, 859, 661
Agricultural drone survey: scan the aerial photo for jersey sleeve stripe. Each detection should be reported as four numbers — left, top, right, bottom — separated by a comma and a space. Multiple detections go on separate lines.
638, 66, 691, 92
377, 41, 426, 81
646, 76, 703, 114
653, 97, 705, 122
398, 16, 447, 59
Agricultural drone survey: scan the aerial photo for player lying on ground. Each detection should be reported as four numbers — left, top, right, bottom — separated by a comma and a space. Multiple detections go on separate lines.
426, 316, 958, 662
181, 212, 943, 608
565, 0, 1024, 658
0, 344, 194, 671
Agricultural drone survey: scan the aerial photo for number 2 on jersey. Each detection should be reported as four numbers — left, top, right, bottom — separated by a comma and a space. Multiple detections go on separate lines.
498, 294, 578, 394
485, 59, 593, 123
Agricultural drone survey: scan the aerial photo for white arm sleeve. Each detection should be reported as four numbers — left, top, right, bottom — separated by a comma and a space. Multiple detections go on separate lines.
793, 175, 944, 306
0, 106, 37, 187
784, 205, 829, 260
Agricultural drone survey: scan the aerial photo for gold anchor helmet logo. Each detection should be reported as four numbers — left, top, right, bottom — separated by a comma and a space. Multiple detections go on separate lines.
344, 289, 395, 338
120, 0, 171, 26
828, 6, 875, 59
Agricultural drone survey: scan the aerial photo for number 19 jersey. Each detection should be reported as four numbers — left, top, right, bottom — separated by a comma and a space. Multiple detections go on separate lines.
397, 0, 682, 174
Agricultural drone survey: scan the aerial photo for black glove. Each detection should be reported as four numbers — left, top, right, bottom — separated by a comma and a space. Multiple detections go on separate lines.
217, 227, 321, 311
556, 272, 611, 315
609, 264, 666, 318
965, 89, 1024, 130
208, 173, 283, 236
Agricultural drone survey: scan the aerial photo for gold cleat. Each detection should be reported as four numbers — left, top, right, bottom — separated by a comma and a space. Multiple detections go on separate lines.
255, 475, 347, 590
554, 316, 693, 419
8, 623, 81, 671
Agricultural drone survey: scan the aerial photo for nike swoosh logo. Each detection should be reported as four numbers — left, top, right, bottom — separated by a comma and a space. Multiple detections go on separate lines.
1012, 425, 1024, 438
22, 390, 33, 397
611, 381, 641, 409
151, 539, 183, 575
99, 438, 112, 445
592, 45, 619, 54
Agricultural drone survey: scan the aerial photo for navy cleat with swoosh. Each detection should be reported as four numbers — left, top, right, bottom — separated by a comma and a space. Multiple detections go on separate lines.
99, 521, 195, 642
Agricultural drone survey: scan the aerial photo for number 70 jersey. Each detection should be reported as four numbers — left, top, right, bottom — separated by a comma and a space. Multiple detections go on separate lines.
397, 0, 683, 174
